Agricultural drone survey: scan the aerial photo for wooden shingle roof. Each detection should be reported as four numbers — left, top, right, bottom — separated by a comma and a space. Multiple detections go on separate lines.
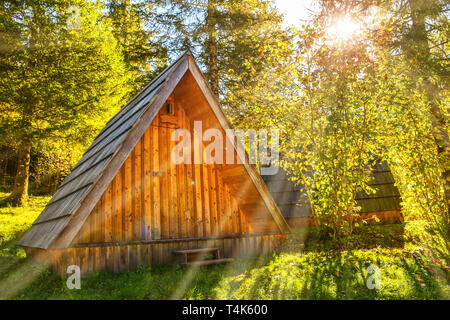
262, 169, 312, 218
19, 52, 290, 250
355, 162, 401, 213
262, 160, 401, 219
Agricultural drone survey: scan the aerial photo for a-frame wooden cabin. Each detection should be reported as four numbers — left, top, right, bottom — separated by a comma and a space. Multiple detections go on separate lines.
19, 52, 290, 275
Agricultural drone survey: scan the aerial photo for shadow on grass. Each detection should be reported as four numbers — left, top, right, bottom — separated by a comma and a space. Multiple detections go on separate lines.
232, 223, 448, 300
236, 248, 446, 300
0, 219, 447, 300
0, 232, 31, 280
283, 223, 407, 253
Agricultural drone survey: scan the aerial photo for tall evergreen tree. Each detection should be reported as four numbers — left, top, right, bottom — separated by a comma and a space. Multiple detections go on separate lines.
0, 0, 132, 206
105, 0, 168, 92
152, 0, 295, 127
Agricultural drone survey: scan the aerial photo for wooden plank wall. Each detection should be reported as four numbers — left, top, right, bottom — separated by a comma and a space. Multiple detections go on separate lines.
27, 234, 286, 277
73, 96, 272, 246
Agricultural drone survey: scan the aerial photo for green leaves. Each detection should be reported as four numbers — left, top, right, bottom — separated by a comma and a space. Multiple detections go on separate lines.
0, 0, 133, 148
276, 1, 449, 254
278, 22, 384, 239
0, 0, 138, 203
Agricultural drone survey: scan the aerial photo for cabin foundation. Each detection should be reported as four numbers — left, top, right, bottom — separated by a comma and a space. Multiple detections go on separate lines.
25, 233, 285, 276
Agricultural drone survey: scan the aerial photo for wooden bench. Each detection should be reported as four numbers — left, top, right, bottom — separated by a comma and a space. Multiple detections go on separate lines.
173, 247, 233, 266
185, 258, 234, 267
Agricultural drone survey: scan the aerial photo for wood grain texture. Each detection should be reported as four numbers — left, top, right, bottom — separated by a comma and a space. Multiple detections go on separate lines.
29, 234, 285, 276
74, 95, 283, 244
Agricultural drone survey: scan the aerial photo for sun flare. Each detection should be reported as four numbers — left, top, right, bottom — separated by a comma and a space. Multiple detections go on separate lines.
326, 17, 362, 40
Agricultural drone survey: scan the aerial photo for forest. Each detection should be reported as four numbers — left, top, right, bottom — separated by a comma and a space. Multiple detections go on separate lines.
0, 0, 448, 300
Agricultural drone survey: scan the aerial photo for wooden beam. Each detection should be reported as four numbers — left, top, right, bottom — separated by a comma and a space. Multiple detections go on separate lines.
71, 232, 283, 248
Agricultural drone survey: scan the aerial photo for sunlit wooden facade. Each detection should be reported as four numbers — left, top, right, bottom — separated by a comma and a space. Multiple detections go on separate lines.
19, 52, 289, 275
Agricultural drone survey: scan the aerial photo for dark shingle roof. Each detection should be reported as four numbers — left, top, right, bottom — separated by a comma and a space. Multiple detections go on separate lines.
262, 160, 401, 218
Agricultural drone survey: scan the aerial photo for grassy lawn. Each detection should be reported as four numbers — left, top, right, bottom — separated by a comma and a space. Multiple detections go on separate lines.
0, 193, 50, 270
0, 193, 448, 300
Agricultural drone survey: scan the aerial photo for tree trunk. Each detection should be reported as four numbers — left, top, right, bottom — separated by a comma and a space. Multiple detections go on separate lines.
408, 0, 450, 214
1, 140, 31, 206
206, 0, 219, 96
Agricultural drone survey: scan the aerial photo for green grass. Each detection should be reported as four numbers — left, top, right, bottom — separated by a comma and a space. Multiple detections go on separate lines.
0, 193, 448, 300
0, 193, 50, 266
215, 249, 448, 299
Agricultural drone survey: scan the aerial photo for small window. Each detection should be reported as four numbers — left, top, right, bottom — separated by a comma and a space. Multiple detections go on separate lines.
166, 103, 173, 115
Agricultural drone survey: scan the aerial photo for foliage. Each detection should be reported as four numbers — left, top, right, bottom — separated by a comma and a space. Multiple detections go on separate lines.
105, 0, 168, 92
307, 0, 449, 259
269, 1, 449, 255
0, 0, 448, 298
374, 57, 449, 261
153, 0, 295, 124
0, 0, 133, 205
277, 24, 385, 239
0, 0, 132, 148
31, 146, 81, 195
0, 194, 447, 300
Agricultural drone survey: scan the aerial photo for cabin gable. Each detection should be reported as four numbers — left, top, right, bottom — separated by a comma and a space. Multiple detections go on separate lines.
72, 75, 280, 247
19, 53, 288, 276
